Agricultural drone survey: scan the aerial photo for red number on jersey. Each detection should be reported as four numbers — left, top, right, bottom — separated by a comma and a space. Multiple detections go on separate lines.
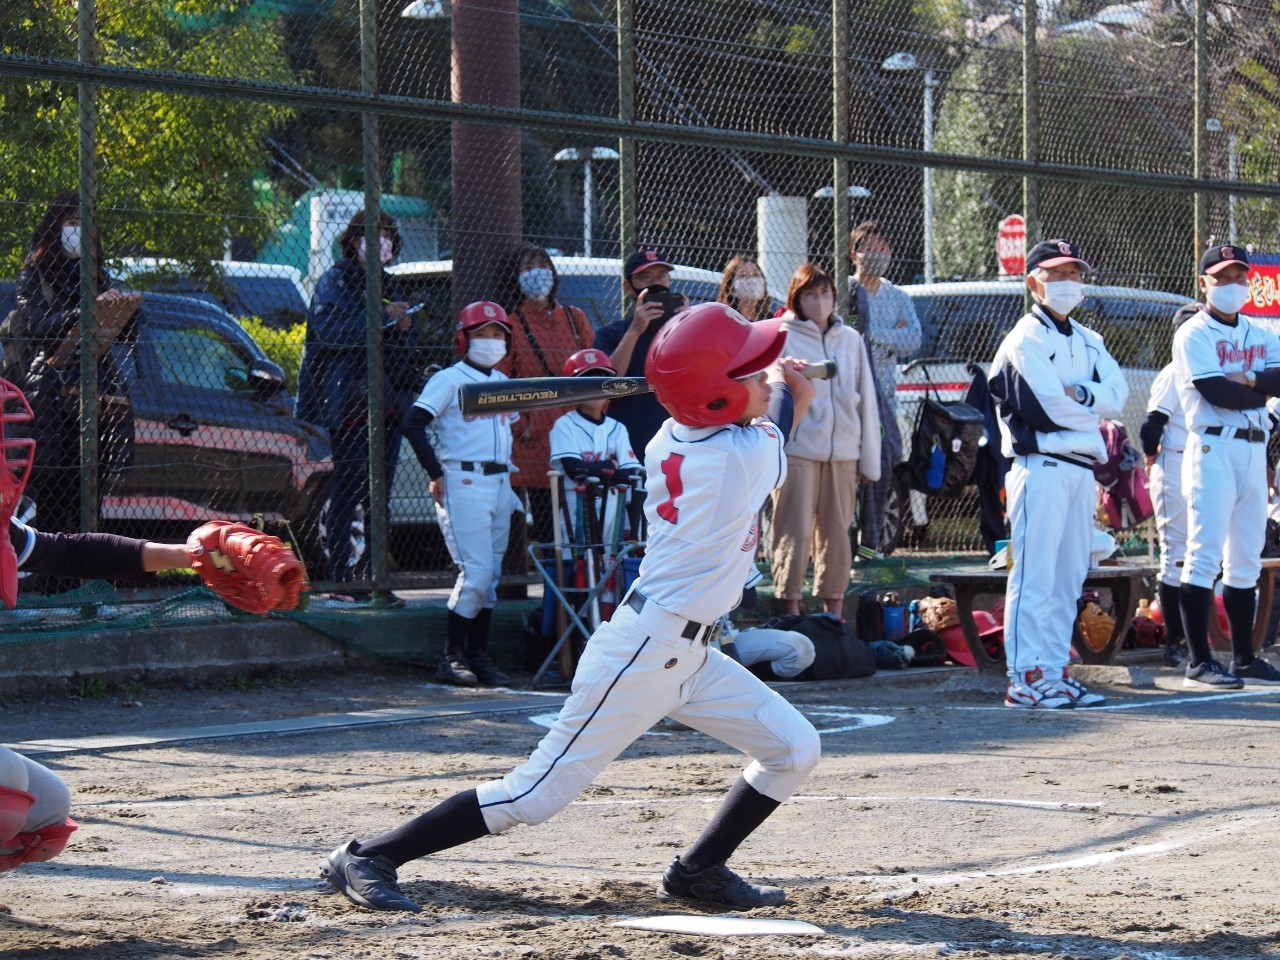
656, 453, 685, 524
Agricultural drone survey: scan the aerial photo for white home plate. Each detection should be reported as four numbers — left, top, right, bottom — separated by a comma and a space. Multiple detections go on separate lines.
614, 915, 824, 936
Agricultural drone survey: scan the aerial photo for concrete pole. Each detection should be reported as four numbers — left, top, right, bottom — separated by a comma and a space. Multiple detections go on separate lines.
77, 0, 100, 533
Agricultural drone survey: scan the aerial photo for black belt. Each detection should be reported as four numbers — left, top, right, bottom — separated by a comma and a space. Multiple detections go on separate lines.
625, 591, 712, 642
458, 460, 508, 475
1205, 426, 1266, 443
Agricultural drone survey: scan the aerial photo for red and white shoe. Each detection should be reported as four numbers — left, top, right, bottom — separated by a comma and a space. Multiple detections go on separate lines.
1053, 670, 1106, 708
1005, 668, 1074, 709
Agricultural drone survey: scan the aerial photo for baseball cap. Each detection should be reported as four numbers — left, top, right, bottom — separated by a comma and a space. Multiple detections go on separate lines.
623, 248, 674, 283
1026, 238, 1091, 274
1199, 243, 1250, 275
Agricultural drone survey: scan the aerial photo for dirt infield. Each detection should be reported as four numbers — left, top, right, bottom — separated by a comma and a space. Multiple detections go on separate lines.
4, 662, 1280, 959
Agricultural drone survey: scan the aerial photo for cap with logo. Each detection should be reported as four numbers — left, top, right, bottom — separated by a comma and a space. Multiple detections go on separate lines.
623, 248, 674, 283
1025, 238, 1091, 274
1199, 243, 1250, 276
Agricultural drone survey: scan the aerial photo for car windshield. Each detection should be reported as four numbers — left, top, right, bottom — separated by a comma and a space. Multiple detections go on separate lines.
1075, 296, 1182, 368
225, 276, 307, 328
913, 293, 1023, 363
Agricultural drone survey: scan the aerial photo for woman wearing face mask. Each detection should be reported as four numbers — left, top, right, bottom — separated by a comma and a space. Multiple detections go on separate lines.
849, 221, 922, 553
770, 263, 881, 618
717, 255, 773, 322
499, 243, 594, 546
297, 211, 414, 603
15, 191, 141, 594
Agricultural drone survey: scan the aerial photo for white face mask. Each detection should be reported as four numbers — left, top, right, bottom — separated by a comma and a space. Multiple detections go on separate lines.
1039, 279, 1084, 316
357, 236, 395, 265
800, 292, 834, 322
467, 338, 507, 367
518, 268, 554, 300
60, 224, 81, 258
732, 276, 766, 302
1205, 280, 1251, 316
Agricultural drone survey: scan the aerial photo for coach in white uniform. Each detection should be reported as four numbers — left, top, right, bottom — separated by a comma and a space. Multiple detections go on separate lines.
988, 239, 1128, 709
1174, 245, 1280, 688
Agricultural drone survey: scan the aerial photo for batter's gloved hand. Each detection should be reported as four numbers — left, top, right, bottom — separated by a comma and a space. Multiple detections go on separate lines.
185, 521, 308, 615
1076, 600, 1116, 654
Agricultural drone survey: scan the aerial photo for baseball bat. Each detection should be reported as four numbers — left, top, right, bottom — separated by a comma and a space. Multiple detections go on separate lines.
458, 359, 837, 416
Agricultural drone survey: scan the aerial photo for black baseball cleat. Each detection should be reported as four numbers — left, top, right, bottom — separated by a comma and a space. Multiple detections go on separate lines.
657, 856, 785, 909
467, 654, 511, 686
321, 840, 421, 913
437, 655, 478, 687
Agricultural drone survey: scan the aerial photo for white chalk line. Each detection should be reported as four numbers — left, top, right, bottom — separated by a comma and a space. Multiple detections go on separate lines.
955, 687, 1280, 711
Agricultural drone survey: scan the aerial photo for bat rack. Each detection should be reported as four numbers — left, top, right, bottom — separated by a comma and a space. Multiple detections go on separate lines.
526, 540, 642, 689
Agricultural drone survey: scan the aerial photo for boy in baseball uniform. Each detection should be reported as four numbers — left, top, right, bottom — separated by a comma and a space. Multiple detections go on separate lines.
323, 302, 820, 913
988, 239, 1129, 709
1174, 245, 1280, 688
402, 301, 521, 688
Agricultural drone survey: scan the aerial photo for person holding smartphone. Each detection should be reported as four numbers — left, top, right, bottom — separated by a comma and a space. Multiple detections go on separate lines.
592, 248, 690, 457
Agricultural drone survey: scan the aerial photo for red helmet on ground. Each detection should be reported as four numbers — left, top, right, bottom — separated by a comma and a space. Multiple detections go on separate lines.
645, 303, 786, 427
562, 348, 616, 378
0, 379, 35, 610
453, 301, 512, 356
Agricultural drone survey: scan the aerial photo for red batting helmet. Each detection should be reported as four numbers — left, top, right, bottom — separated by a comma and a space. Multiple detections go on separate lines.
453, 301, 512, 356
646, 303, 786, 427
0, 379, 35, 610
562, 348, 616, 378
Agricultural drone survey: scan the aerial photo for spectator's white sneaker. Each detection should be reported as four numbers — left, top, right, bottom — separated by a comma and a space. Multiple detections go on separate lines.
1005, 669, 1074, 709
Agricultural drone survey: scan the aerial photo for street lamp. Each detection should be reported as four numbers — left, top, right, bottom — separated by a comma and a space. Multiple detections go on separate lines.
400, 0, 449, 18
811, 185, 873, 200
553, 146, 619, 257
882, 51, 936, 283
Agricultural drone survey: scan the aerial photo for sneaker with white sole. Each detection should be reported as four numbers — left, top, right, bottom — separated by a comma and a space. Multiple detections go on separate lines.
1183, 659, 1243, 690
1054, 671, 1106, 707
1005, 668, 1074, 709
1228, 657, 1280, 686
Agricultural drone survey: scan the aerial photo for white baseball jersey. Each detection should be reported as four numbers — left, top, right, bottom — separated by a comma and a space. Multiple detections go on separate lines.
413, 361, 519, 464
548, 410, 640, 489
636, 417, 787, 625
1173, 309, 1280, 434
1146, 364, 1188, 452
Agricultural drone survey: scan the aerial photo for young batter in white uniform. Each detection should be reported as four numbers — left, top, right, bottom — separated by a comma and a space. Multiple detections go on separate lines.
1139, 303, 1200, 667
402, 301, 521, 688
322, 302, 820, 913
1173, 245, 1280, 688
548, 348, 641, 543
988, 239, 1128, 709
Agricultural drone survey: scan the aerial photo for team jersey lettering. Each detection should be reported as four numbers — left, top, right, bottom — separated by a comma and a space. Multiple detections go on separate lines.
656, 453, 685, 523
1215, 342, 1265, 367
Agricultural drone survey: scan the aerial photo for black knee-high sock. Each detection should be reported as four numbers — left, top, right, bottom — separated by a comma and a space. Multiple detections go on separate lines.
1179, 583, 1215, 666
355, 789, 490, 867
1158, 581, 1185, 643
466, 608, 494, 659
445, 610, 472, 659
1222, 584, 1257, 665
678, 777, 780, 874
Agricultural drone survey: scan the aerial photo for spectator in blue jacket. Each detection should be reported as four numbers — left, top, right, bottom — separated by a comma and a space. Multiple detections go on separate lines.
297, 211, 417, 603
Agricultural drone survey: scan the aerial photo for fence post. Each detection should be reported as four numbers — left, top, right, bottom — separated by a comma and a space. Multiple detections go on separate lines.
360, 0, 389, 600
1022, 0, 1037, 310
832, 0, 849, 315
1193, 0, 1208, 258
77, 0, 100, 534
617, 0, 636, 280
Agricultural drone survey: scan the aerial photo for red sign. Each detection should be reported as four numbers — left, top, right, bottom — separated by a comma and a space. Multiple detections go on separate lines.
996, 214, 1026, 276
1249, 265, 1280, 317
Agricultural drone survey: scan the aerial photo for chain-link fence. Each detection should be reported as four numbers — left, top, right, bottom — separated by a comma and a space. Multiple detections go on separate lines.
1, 0, 1277, 599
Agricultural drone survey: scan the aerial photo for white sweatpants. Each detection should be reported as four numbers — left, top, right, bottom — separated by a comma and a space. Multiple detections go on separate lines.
726, 625, 816, 679
1003, 455, 1094, 679
1150, 447, 1187, 588
1182, 432, 1268, 590
436, 468, 519, 618
475, 597, 821, 832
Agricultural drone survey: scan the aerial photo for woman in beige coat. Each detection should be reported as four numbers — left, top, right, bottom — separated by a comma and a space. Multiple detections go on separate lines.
770, 263, 881, 617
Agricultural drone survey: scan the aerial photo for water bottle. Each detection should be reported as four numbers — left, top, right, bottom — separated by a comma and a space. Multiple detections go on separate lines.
882, 591, 906, 641
926, 437, 946, 490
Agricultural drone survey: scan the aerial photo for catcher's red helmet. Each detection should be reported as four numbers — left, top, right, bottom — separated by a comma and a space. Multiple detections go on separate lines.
562, 348, 616, 378
0, 379, 35, 610
646, 303, 786, 427
453, 301, 512, 356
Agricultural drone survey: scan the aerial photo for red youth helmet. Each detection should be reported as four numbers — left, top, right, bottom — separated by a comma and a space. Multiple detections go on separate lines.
0, 380, 35, 610
562, 348, 616, 378
454, 301, 512, 356
646, 303, 786, 427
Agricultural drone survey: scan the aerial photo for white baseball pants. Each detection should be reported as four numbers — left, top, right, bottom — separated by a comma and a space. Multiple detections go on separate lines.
1150, 447, 1187, 588
1181, 431, 1268, 590
436, 468, 520, 618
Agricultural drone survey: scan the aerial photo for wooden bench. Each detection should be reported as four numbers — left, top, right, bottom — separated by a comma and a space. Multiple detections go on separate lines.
1207, 556, 1280, 655
929, 564, 1155, 673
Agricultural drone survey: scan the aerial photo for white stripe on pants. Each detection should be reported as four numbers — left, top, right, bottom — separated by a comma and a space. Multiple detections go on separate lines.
1003, 454, 1094, 679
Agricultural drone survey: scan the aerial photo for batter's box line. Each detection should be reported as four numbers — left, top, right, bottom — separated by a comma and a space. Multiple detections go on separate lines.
953, 688, 1280, 712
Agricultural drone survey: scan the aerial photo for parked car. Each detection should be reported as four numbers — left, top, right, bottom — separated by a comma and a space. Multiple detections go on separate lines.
107, 258, 309, 329
871, 280, 1195, 552
18, 291, 334, 568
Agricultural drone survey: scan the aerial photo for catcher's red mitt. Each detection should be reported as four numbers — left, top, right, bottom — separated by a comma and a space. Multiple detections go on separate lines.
186, 521, 307, 615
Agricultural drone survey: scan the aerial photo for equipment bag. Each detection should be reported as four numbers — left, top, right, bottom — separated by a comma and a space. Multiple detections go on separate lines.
905, 397, 985, 498
1092, 419, 1154, 530
753, 612, 876, 681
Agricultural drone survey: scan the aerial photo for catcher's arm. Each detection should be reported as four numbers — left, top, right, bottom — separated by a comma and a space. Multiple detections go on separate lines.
142, 542, 189, 573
